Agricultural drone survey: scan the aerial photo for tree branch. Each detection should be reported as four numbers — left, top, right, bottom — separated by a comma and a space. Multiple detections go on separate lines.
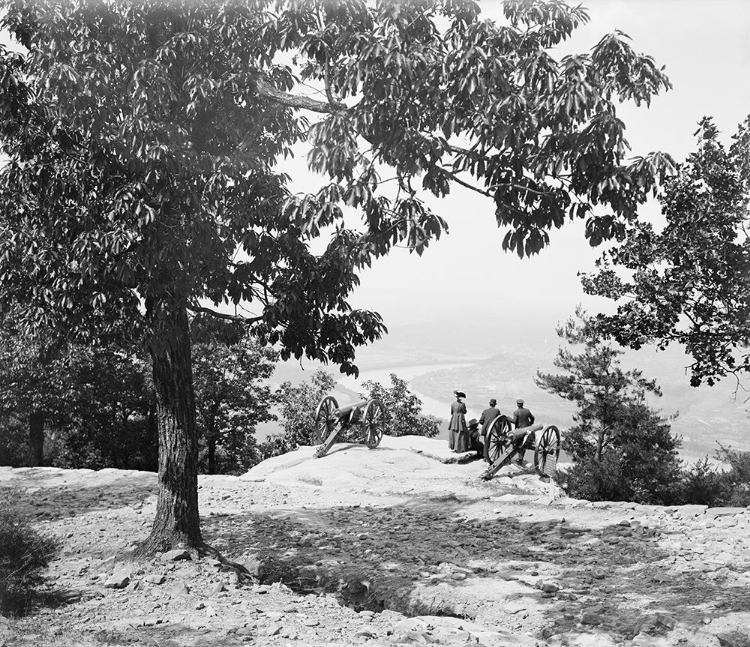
436, 163, 562, 201
187, 303, 262, 324
255, 77, 348, 114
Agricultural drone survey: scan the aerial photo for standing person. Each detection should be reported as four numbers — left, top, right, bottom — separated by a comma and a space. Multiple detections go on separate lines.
448, 390, 468, 452
511, 398, 535, 464
478, 397, 501, 462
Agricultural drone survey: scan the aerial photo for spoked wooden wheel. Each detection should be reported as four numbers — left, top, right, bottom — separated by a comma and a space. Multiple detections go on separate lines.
534, 425, 561, 477
486, 415, 513, 464
313, 395, 338, 445
362, 398, 385, 448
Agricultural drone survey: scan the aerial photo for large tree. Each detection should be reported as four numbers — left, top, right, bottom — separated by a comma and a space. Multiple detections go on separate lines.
582, 116, 750, 388
0, 0, 672, 553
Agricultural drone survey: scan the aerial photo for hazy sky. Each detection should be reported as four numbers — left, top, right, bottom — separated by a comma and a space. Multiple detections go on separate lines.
341, 0, 750, 333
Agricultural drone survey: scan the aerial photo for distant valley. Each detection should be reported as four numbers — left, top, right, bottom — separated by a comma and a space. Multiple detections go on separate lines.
266, 315, 750, 465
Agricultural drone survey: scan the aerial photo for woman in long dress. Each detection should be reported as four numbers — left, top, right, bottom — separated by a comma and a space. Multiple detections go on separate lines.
448, 390, 469, 452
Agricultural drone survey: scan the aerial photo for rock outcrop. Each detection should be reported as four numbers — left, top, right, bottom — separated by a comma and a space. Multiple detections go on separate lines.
1, 436, 748, 647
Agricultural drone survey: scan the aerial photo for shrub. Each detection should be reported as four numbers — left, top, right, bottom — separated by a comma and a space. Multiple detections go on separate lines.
0, 419, 32, 467
360, 374, 441, 438
270, 369, 337, 455
714, 444, 750, 506
0, 496, 59, 617
561, 452, 628, 503
559, 406, 684, 505
679, 446, 750, 507
679, 457, 726, 506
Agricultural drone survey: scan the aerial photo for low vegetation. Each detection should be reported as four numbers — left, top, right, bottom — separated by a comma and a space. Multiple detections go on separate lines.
0, 493, 59, 617
679, 445, 750, 508
360, 373, 441, 439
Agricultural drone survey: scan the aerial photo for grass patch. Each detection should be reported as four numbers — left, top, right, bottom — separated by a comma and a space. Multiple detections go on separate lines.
0, 490, 60, 617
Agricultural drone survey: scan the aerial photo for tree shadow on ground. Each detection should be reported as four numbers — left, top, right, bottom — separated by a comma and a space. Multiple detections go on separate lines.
203, 495, 750, 642
0, 472, 158, 520
0, 586, 82, 619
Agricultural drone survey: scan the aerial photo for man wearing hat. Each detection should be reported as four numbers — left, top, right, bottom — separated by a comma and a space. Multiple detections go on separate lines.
478, 398, 501, 462
511, 398, 535, 465
466, 418, 484, 458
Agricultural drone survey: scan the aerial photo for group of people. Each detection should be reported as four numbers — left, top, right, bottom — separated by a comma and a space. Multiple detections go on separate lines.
448, 390, 535, 464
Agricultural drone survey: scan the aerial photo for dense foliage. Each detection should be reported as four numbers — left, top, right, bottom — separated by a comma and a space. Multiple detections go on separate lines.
536, 309, 683, 504
0, 320, 157, 471
360, 373, 440, 438
1, 317, 277, 475
49, 345, 157, 471
192, 318, 278, 474
0, 321, 64, 467
583, 116, 750, 387
263, 368, 337, 459
0, 0, 674, 550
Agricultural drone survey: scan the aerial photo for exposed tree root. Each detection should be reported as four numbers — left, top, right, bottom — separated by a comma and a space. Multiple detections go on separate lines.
128, 539, 253, 583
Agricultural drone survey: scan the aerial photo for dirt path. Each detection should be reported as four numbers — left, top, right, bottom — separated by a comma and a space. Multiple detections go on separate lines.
1, 438, 749, 647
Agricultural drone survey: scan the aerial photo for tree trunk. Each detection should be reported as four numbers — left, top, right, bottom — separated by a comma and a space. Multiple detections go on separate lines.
28, 410, 45, 467
140, 302, 203, 554
596, 429, 604, 462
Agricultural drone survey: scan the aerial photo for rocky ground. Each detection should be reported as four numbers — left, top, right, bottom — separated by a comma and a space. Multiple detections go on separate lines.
1, 435, 750, 647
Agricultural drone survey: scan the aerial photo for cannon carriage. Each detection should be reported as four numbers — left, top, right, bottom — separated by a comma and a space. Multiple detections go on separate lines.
312, 396, 385, 458
481, 416, 561, 480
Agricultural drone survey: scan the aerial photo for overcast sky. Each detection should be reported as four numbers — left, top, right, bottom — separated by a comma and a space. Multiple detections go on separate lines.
342, 0, 750, 331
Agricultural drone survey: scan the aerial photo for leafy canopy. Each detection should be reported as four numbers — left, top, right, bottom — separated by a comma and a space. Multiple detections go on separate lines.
582, 116, 750, 387
0, 0, 673, 376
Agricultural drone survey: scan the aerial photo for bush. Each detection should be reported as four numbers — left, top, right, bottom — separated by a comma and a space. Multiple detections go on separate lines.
0, 419, 32, 467
714, 444, 750, 506
561, 452, 628, 503
0, 496, 59, 617
52, 416, 158, 472
679, 446, 750, 507
360, 373, 441, 438
270, 369, 337, 456
559, 402, 684, 506
562, 444, 750, 508
679, 457, 726, 506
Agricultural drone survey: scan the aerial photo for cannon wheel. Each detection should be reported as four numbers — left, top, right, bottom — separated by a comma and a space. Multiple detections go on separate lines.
313, 395, 339, 444
486, 415, 513, 464
362, 398, 385, 448
534, 425, 561, 477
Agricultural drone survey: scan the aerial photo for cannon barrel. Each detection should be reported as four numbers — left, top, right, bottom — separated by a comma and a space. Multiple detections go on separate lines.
333, 400, 370, 417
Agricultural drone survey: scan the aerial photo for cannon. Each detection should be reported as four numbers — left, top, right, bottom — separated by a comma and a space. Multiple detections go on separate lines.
480, 416, 561, 481
312, 396, 385, 458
